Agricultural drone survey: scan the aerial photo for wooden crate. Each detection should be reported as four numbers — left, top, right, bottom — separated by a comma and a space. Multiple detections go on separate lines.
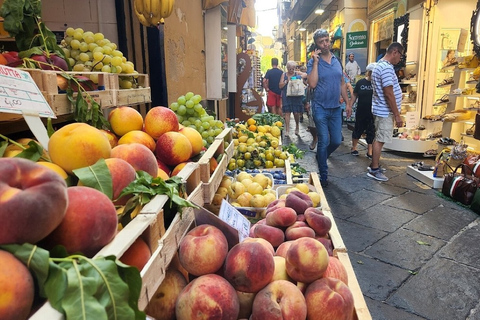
175, 161, 204, 207
215, 127, 234, 160
337, 251, 372, 320
198, 139, 228, 204
109, 73, 151, 106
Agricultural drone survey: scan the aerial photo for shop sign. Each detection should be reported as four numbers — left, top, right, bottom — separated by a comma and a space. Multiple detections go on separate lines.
346, 31, 368, 49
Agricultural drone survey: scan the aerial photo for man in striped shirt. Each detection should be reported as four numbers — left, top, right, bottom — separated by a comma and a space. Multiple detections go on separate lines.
368, 42, 404, 181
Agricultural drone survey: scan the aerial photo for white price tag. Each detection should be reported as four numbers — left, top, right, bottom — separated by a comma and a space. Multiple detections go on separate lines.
405, 111, 419, 129
219, 200, 251, 242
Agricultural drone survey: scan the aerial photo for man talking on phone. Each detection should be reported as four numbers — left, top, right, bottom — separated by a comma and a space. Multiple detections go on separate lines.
307, 29, 351, 188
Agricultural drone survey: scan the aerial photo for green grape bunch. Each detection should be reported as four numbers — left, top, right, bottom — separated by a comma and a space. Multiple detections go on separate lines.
169, 92, 225, 148
61, 27, 140, 89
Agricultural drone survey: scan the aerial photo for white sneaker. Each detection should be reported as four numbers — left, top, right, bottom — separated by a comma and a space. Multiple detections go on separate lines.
367, 169, 388, 181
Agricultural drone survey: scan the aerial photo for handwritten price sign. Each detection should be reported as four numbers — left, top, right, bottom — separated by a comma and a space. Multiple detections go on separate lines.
0, 66, 55, 118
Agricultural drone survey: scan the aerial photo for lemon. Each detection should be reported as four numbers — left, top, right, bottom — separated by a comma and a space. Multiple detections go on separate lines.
295, 183, 310, 194
247, 118, 256, 126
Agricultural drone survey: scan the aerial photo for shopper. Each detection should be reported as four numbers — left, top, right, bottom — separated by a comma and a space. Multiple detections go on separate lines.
345, 53, 361, 84
351, 63, 376, 158
368, 42, 404, 181
307, 29, 352, 187
279, 60, 307, 135
263, 58, 284, 116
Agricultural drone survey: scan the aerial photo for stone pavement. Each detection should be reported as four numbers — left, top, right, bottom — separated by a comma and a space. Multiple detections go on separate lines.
284, 117, 480, 320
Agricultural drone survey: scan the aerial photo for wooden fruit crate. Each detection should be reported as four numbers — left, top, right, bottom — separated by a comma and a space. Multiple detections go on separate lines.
108, 73, 151, 106
175, 161, 203, 207
198, 139, 229, 204
215, 127, 234, 160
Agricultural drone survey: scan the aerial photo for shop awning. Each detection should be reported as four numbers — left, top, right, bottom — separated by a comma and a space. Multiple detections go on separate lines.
240, 0, 256, 28
289, 0, 318, 21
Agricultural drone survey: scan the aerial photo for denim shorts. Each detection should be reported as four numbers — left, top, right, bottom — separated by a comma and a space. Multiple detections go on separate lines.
374, 114, 394, 143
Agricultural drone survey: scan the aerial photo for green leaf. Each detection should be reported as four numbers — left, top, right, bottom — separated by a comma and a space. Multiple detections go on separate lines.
46, 118, 55, 137
113, 257, 146, 320
62, 260, 108, 320
79, 257, 137, 320
0, 140, 7, 156
14, 140, 43, 161
44, 261, 69, 310
416, 240, 431, 246
73, 159, 113, 200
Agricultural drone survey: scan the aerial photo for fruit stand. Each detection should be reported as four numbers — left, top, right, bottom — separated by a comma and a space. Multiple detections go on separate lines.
0, 2, 371, 319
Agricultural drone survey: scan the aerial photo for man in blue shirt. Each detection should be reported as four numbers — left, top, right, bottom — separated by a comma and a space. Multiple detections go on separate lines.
368, 42, 404, 181
307, 29, 352, 187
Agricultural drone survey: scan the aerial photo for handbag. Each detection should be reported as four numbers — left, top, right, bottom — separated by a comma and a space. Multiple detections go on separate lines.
441, 163, 479, 205
470, 188, 480, 213
287, 77, 305, 97
463, 154, 480, 178
474, 111, 480, 140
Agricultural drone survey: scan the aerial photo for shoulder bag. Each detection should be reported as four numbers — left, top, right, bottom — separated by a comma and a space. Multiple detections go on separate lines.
441, 163, 479, 206
286, 73, 305, 97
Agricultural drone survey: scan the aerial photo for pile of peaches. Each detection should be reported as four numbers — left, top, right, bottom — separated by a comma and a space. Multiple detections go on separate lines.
144, 190, 355, 320
0, 104, 220, 264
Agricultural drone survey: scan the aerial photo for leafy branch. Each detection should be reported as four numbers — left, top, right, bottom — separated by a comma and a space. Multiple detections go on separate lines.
0, 243, 145, 320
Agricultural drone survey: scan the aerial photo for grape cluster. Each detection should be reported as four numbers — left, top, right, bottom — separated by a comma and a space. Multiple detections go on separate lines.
61, 27, 139, 88
169, 92, 224, 147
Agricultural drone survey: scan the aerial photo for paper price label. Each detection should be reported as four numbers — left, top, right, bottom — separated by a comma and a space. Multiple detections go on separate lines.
219, 200, 251, 242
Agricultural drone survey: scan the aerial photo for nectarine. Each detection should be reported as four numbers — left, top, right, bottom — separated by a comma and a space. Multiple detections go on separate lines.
144, 106, 179, 140
108, 106, 144, 136
155, 131, 193, 167
111, 143, 158, 177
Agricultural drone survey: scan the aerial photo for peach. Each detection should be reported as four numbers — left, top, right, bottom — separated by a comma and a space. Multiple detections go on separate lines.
36, 161, 69, 180
156, 158, 171, 175
285, 224, 316, 241
146, 268, 187, 320
144, 106, 179, 140
108, 106, 144, 136
285, 237, 329, 283
0, 250, 34, 320
272, 256, 294, 282
111, 143, 158, 177
251, 280, 307, 320
155, 131, 192, 167
304, 277, 355, 320
224, 241, 274, 293
0, 158, 68, 245
265, 199, 286, 215
100, 129, 119, 148
178, 224, 228, 276
209, 157, 218, 174
285, 190, 313, 215
253, 224, 285, 248
104, 158, 136, 203
48, 123, 112, 174
236, 290, 256, 320
175, 274, 239, 320
158, 168, 169, 180
304, 207, 332, 237
117, 130, 156, 152
119, 237, 151, 271
179, 126, 203, 157
316, 237, 334, 256
171, 161, 190, 177
266, 207, 297, 228
243, 237, 275, 255
323, 257, 349, 285
40, 186, 118, 257
275, 240, 294, 258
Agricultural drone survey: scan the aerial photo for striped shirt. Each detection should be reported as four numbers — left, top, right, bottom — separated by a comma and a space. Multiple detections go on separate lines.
371, 59, 402, 117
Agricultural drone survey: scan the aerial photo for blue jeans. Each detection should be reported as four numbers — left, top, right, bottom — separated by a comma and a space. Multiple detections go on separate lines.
312, 105, 343, 181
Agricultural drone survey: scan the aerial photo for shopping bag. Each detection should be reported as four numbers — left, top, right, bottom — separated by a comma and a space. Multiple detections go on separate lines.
442, 164, 479, 205
287, 78, 305, 97
463, 154, 480, 178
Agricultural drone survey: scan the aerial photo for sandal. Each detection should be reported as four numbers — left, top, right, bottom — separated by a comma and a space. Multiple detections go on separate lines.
433, 94, 449, 105
423, 149, 438, 157
466, 124, 475, 135
309, 141, 317, 150
437, 77, 454, 87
